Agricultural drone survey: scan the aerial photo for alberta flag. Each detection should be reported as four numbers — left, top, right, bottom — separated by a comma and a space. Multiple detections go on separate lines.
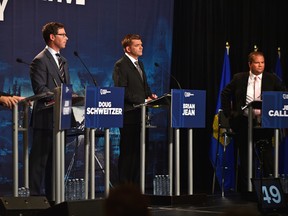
209, 47, 235, 191
275, 51, 288, 175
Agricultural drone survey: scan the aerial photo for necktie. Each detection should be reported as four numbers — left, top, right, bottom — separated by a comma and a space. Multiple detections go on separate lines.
254, 76, 261, 116
56, 53, 65, 81
135, 61, 143, 80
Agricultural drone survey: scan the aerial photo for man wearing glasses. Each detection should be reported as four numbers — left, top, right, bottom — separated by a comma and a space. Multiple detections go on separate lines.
29, 22, 70, 201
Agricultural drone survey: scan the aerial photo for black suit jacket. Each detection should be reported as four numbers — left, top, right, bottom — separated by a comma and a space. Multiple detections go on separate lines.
221, 71, 286, 130
30, 48, 70, 129
113, 55, 152, 124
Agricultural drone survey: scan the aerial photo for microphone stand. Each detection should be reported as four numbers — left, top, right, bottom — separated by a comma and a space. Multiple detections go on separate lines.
74, 51, 99, 87
154, 62, 182, 89
73, 52, 113, 189
16, 58, 30, 66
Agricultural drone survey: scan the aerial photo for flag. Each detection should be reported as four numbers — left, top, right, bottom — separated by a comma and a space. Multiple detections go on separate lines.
275, 53, 283, 80
209, 46, 235, 191
275, 50, 288, 175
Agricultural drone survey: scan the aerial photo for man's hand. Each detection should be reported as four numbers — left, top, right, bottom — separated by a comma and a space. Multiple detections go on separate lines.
147, 94, 158, 101
0, 96, 25, 109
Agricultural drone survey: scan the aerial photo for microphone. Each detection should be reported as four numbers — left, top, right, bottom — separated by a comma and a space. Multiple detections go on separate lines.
74, 51, 99, 87
154, 63, 182, 89
16, 58, 30, 66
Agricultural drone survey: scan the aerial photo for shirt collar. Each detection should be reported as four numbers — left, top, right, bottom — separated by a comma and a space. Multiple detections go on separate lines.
125, 53, 138, 65
46, 45, 60, 56
249, 71, 262, 80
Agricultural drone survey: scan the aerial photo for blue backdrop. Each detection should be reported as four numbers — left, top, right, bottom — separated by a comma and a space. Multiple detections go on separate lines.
0, 0, 174, 196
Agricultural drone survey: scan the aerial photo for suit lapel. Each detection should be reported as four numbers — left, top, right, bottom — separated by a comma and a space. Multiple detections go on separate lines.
261, 73, 269, 91
239, 73, 249, 104
44, 49, 66, 83
125, 56, 144, 82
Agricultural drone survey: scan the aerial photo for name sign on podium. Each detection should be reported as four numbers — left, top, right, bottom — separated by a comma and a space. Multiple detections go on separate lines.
262, 91, 288, 128
85, 86, 124, 128
59, 84, 73, 130
171, 89, 206, 128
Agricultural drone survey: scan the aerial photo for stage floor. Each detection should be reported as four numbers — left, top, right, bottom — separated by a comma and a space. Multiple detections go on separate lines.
149, 193, 288, 216
1, 192, 287, 216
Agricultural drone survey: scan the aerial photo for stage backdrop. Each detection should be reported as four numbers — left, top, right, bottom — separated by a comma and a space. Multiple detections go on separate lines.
0, 0, 174, 196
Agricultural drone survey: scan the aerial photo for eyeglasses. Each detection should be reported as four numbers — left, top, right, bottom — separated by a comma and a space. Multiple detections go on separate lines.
55, 33, 67, 37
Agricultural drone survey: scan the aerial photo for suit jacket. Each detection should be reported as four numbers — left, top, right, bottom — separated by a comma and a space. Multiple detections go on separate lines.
221, 71, 286, 130
30, 48, 70, 129
113, 55, 152, 124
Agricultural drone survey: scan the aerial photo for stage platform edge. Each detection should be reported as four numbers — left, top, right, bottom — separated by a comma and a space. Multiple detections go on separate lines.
145, 194, 208, 206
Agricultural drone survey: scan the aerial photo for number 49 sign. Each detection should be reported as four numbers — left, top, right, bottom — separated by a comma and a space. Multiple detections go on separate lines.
251, 178, 287, 213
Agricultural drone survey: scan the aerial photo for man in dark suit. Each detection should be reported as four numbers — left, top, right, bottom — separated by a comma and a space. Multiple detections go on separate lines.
29, 22, 71, 200
113, 34, 157, 185
221, 51, 286, 192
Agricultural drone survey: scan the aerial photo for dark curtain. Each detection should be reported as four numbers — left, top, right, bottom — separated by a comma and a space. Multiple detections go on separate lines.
172, 0, 288, 194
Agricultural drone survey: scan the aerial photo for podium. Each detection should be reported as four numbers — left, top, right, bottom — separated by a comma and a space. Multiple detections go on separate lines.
12, 86, 124, 204
12, 91, 54, 197
170, 89, 206, 196
84, 86, 124, 199
136, 93, 171, 194
243, 100, 263, 192
12, 87, 83, 203
247, 92, 288, 214
244, 99, 281, 192
52, 85, 74, 204
137, 90, 207, 205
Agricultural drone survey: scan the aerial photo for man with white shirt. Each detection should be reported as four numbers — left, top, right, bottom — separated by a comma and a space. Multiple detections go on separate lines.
221, 51, 286, 193
29, 22, 71, 200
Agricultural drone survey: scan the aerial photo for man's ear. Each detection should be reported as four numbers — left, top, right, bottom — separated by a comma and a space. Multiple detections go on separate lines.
125, 46, 131, 53
50, 33, 56, 42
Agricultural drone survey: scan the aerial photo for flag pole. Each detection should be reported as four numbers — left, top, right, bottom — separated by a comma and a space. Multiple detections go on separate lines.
212, 42, 231, 195
274, 47, 281, 178
221, 42, 231, 197
226, 42, 230, 55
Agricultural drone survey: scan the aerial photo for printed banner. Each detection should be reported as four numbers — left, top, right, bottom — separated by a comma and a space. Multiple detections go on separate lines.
171, 89, 206, 128
59, 84, 73, 130
85, 86, 124, 128
262, 91, 288, 128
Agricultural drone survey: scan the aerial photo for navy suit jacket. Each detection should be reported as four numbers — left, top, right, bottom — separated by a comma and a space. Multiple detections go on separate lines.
221, 71, 286, 130
113, 55, 152, 124
30, 48, 70, 129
